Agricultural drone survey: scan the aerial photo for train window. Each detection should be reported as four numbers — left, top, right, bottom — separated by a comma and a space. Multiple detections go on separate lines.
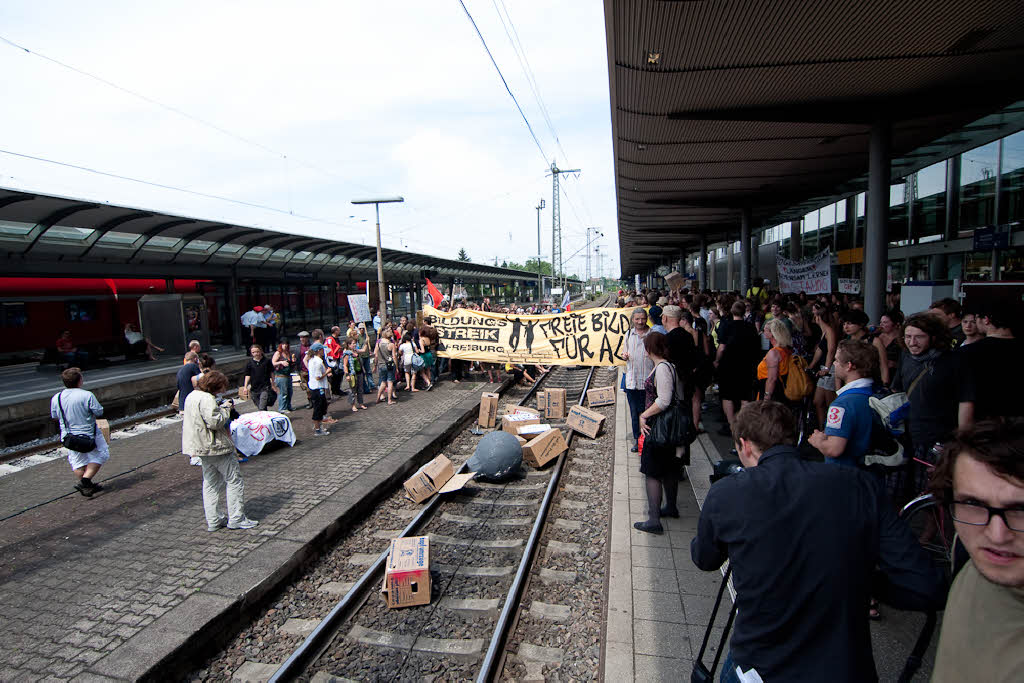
66, 301, 98, 323
1, 303, 27, 327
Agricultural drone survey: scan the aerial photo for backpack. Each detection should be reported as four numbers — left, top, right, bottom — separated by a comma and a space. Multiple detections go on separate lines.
784, 354, 813, 401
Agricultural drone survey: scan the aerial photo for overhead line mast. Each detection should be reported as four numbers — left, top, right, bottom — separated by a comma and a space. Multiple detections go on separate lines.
549, 163, 580, 285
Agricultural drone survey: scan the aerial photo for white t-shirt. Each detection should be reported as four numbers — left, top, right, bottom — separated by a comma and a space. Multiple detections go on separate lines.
307, 356, 329, 390
125, 330, 143, 344
240, 310, 261, 327
399, 341, 415, 365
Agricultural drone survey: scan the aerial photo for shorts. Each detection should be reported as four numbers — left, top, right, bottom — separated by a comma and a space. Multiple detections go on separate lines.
379, 366, 396, 383
404, 362, 415, 374
817, 367, 836, 391
310, 389, 327, 421
66, 433, 110, 470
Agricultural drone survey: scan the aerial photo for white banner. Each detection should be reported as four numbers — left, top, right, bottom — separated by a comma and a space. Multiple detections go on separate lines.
838, 278, 861, 294
348, 294, 371, 322
777, 249, 831, 294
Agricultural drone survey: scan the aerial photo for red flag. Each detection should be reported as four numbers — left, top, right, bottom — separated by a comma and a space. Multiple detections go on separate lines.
425, 278, 444, 308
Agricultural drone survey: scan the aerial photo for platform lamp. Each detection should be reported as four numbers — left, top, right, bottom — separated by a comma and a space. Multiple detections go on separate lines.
351, 196, 404, 324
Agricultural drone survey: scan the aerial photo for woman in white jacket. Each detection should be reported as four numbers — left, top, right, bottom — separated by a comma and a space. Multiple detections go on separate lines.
182, 370, 258, 531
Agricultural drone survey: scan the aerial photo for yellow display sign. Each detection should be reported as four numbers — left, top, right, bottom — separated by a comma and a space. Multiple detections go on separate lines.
425, 305, 629, 366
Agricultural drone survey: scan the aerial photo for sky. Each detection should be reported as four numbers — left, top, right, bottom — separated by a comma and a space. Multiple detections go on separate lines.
0, 0, 618, 279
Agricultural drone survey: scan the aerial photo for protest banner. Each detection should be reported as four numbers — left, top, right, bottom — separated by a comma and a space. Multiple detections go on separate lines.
424, 305, 629, 367
838, 278, 861, 294
777, 249, 832, 294
348, 294, 371, 323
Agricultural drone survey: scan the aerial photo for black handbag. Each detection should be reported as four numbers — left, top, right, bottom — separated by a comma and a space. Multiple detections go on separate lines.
56, 391, 97, 452
647, 362, 697, 447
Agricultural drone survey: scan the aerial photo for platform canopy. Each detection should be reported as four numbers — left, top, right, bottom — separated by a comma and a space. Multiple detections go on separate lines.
605, 0, 1024, 276
0, 186, 542, 285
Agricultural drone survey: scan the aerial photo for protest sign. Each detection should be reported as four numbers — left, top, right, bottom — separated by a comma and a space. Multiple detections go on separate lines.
348, 294, 371, 323
777, 249, 831, 294
425, 305, 629, 366
838, 278, 861, 294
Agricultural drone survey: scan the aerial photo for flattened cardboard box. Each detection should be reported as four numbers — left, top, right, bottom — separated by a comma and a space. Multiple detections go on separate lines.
381, 535, 431, 608
536, 391, 547, 411
502, 413, 540, 434
545, 388, 566, 419
587, 386, 616, 407
478, 392, 499, 428
566, 404, 606, 438
523, 428, 568, 468
517, 423, 551, 437
403, 455, 474, 503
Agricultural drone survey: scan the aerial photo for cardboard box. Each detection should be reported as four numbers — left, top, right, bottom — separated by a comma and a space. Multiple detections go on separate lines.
502, 413, 541, 434
510, 406, 540, 417
587, 386, 616, 407
478, 392, 499, 428
522, 428, 568, 468
536, 391, 547, 411
381, 535, 431, 608
517, 423, 551, 437
96, 419, 110, 443
566, 404, 606, 439
545, 388, 566, 419
514, 435, 528, 447
403, 455, 474, 503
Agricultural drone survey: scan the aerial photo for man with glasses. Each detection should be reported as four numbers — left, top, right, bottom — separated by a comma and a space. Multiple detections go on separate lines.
930, 419, 1024, 682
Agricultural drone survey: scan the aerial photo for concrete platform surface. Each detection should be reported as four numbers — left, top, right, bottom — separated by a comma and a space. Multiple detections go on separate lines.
0, 377, 499, 682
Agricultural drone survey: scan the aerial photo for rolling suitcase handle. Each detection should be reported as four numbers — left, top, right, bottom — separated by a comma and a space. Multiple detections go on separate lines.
691, 566, 738, 683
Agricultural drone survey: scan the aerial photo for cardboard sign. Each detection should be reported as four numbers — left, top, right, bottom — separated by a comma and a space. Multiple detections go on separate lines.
425, 305, 630, 367
536, 391, 547, 411
403, 455, 473, 503
517, 423, 552, 437
566, 404, 606, 438
478, 392, 499, 428
502, 413, 541, 434
586, 386, 615, 407
838, 278, 861, 294
545, 388, 566, 419
522, 428, 568, 468
381, 536, 431, 608
777, 249, 832, 295
96, 419, 110, 443
348, 294, 371, 323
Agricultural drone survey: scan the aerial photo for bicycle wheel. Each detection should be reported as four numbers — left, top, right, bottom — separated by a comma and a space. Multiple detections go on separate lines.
899, 493, 956, 581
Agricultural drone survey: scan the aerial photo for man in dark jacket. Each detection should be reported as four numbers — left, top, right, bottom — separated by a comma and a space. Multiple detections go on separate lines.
691, 401, 946, 682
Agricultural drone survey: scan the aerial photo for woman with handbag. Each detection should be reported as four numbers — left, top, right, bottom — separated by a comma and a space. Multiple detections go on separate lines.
622, 307, 654, 453
343, 338, 367, 411
50, 367, 108, 497
271, 341, 295, 413
636, 332, 688, 534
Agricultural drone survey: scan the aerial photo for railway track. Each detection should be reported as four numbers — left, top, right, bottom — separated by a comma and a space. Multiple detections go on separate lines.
259, 362, 615, 682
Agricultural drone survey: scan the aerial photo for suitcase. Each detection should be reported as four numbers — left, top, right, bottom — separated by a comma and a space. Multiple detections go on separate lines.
691, 566, 738, 683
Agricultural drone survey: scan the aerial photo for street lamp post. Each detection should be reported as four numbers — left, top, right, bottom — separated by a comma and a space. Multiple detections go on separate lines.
351, 196, 404, 324
535, 198, 545, 303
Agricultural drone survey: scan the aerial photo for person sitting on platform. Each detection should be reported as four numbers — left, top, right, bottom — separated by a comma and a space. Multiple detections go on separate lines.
51, 367, 109, 497
124, 323, 164, 360
56, 330, 89, 369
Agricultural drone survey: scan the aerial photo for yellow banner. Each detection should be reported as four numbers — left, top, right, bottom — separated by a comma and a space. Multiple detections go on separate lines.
425, 305, 630, 366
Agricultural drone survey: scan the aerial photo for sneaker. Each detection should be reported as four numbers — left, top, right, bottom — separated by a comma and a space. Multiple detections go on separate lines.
314, 428, 331, 436
227, 518, 259, 530
207, 519, 228, 532
74, 482, 95, 498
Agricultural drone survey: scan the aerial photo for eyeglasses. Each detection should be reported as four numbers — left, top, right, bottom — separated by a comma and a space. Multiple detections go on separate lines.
949, 501, 1024, 532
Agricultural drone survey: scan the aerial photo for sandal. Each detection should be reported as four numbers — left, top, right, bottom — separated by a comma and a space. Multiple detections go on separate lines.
869, 599, 881, 621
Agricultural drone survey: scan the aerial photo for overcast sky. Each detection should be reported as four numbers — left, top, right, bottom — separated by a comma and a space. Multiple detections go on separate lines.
0, 0, 618, 278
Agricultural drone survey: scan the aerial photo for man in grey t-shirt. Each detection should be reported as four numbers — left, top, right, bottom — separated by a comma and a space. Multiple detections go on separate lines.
50, 367, 109, 497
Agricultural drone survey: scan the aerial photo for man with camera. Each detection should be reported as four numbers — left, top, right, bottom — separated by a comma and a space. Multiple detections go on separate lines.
691, 401, 946, 682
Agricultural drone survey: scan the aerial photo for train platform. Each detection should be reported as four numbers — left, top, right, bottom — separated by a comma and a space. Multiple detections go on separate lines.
604, 386, 940, 681
0, 376, 502, 682
0, 349, 248, 450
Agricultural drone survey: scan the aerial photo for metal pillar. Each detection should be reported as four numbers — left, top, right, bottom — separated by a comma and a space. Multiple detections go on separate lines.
697, 237, 708, 291
227, 272, 241, 349
992, 138, 1004, 281
790, 220, 802, 260
740, 208, 752, 295
535, 199, 545, 302
751, 233, 760, 286
865, 120, 891, 323
550, 164, 580, 280
726, 234, 734, 292
931, 157, 961, 279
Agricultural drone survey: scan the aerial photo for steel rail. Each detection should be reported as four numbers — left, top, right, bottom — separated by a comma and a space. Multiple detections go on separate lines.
268, 369, 563, 683
475, 364, 598, 682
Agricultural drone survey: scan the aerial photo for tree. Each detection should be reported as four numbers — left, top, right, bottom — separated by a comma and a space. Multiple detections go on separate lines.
457, 248, 471, 262
523, 258, 552, 275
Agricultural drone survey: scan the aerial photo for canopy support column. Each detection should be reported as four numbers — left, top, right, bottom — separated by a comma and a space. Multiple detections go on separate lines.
740, 208, 752, 295
865, 119, 891, 324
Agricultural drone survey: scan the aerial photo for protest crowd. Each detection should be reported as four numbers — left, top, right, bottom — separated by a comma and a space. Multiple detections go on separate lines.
613, 281, 1024, 681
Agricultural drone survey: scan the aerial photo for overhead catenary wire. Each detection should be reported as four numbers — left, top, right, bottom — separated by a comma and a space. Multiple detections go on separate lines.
456, 0, 549, 166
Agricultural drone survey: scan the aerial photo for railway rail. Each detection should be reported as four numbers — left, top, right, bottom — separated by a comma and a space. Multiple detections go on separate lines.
259, 362, 612, 681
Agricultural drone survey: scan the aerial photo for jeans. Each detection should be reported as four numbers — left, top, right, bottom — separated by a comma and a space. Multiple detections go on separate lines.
200, 454, 246, 527
274, 374, 292, 411
719, 651, 742, 683
625, 388, 646, 441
